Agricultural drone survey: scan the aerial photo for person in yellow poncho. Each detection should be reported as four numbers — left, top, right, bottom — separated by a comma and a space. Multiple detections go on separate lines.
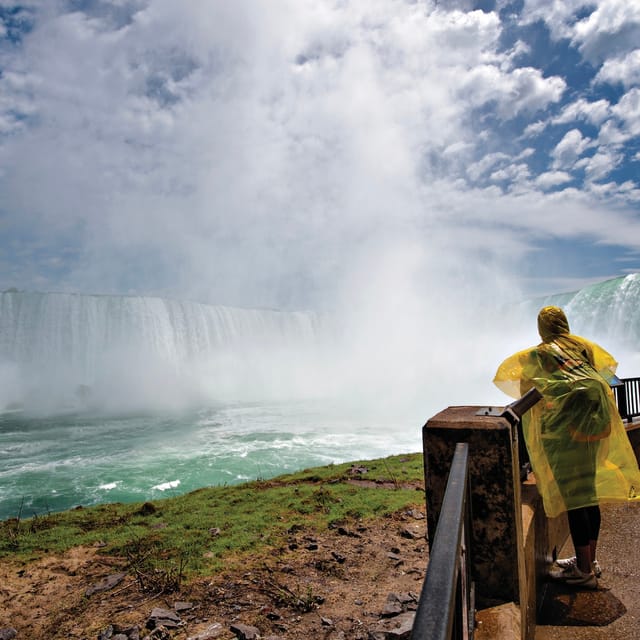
494, 306, 640, 589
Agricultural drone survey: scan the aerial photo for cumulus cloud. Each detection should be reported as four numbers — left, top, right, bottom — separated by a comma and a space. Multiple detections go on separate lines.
520, 0, 592, 40
596, 49, 640, 87
575, 148, 623, 182
536, 171, 573, 189
0, 0, 639, 311
489, 162, 530, 185
589, 180, 640, 203
522, 0, 640, 64
458, 65, 565, 118
611, 88, 640, 137
598, 119, 631, 146
553, 98, 611, 126
552, 129, 592, 168
572, 1, 640, 64
523, 120, 547, 137
466, 152, 510, 181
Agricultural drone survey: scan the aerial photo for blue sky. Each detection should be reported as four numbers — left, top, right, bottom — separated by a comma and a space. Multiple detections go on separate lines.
1, 0, 639, 311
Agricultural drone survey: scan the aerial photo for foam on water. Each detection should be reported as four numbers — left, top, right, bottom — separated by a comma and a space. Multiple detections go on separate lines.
2, 277, 640, 520
152, 480, 181, 491
0, 401, 420, 519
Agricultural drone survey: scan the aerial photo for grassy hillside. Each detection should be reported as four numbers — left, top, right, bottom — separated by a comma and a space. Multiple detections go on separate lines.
1, 452, 426, 580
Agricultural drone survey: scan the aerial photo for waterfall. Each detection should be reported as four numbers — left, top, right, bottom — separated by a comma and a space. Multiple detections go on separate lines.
529, 274, 640, 348
516, 273, 640, 379
0, 291, 326, 413
3, 276, 640, 414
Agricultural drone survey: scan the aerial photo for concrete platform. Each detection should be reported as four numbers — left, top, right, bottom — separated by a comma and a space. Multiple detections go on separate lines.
535, 502, 640, 639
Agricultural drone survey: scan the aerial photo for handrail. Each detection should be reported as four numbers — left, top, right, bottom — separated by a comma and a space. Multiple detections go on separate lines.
500, 388, 543, 427
411, 442, 473, 640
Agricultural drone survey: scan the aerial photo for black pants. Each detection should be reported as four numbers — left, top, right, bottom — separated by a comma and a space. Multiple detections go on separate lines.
567, 505, 601, 548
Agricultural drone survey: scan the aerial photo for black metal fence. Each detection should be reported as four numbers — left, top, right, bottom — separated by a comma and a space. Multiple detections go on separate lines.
411, 380, 636, 639
613, 377, 640, 422
411, 442, 474, 640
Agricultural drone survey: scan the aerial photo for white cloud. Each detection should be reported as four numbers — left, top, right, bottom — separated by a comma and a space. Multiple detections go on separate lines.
424, 179, 640, 251
520, 0, 590, 40
0, 0, 639, 311
572, 1, 640, 64
536, 171, 572, 189
597, 119, 630, 146
588, 180, 640, 202
489, 162, 530, 184
517, 147, 535, 160
553, 98, 611, 126
458, 65, 565, 118
575, 148, 622, 181
591, 89, 640, 151
551, 129, 592, 168
523, 120, 547, 137
411, 8, 503, 65
466, 152, 510, 181
611, 88, 640, 137
0, 1, 526, 305
596, 49, 640, 87
522, 0, 640, 64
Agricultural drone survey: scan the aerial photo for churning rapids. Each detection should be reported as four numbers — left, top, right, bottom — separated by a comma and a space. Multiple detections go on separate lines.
2, 275, 640, 520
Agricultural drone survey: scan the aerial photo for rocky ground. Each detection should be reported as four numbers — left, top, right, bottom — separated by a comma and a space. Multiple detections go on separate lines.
0, 506, 429, 640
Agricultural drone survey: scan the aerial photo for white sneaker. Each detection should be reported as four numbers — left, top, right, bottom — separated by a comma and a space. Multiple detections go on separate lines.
555, 556, 602, 578
548, 563, 598, 589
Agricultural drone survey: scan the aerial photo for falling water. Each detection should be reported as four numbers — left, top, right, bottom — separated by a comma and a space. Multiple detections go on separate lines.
1, 275, 639, 520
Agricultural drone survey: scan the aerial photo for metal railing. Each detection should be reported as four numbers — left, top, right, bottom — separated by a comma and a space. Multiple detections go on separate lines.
411, 442, 474, 640
411, 378, 634, 639
613, 377, 640, 423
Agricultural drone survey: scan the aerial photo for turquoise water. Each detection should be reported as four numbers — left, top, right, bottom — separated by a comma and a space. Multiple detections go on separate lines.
3, 275, 640, 522
0, 401, 420, 521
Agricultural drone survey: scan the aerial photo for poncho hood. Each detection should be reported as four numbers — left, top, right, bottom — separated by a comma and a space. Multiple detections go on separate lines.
538, 305, 570, 342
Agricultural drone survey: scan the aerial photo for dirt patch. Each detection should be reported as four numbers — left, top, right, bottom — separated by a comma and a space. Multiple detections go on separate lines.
0, 508, 429, 639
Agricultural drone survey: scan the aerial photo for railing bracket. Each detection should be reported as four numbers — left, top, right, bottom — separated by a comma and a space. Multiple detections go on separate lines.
475, 406, 504, 417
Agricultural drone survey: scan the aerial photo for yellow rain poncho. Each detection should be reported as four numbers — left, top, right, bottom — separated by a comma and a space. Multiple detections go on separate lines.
494, 306, 640, 517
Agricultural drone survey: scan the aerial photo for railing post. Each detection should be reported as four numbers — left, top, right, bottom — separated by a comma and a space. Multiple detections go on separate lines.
423, 407, 522, 608
411, 442, 472, 640
612, 377, 628, 421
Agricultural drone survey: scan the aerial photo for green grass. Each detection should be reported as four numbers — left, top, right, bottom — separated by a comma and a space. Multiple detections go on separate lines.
0, 453, 425, 578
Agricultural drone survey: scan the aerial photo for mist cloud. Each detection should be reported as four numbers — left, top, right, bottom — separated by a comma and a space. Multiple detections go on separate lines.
0, 0, 639, 310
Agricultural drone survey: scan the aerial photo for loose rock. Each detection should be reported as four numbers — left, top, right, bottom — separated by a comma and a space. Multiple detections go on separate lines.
187, 623, 224, 639
86, 572, 128, 597
370, 612, 416, 639
229, 622, 261, 640
146, 608, 182, 630
98, 625, 140, 640
400, 527, 422, 540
